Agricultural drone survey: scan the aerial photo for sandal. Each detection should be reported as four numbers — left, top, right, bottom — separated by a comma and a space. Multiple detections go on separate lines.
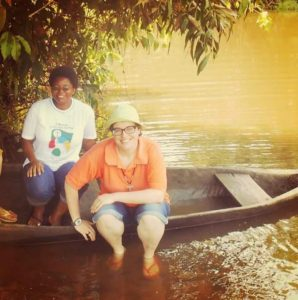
27, 216, 43, 226
143, 257, 160, 279
106, 250, 125, 272
0, 207, 17, 223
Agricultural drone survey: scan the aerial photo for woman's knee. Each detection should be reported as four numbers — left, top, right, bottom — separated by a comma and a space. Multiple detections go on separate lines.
24, 165, 56, 202
26, 195, 49, 206
96, 214, 124, 235
138, 214, 165, 232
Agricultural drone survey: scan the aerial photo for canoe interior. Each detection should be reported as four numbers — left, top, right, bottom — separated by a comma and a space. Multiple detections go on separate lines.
1, 164, 297, 226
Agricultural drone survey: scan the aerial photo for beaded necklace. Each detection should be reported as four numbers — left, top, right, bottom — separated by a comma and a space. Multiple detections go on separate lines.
121, 167, 136, 191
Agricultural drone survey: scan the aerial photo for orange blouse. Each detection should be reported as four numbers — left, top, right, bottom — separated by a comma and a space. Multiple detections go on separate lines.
66, 137, 169, 203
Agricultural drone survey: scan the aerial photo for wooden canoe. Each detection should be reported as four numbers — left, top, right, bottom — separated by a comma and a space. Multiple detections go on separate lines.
0, 164, 297, 243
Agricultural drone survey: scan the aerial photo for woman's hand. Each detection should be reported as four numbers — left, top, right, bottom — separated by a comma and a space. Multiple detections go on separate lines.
26, 160, 44, 177
90, 194, 114, 214
74, 220, 96, 241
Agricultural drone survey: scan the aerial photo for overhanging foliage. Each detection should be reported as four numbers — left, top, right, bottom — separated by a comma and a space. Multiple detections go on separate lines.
0, 0, 273, 154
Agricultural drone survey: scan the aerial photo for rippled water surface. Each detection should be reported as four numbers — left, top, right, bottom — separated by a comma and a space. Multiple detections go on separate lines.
1, 213, 298, 299
105, 13, 298, 168
159, 216, 298, 299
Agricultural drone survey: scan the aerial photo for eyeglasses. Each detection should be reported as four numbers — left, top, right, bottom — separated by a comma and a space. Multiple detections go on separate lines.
111, 126, 137, 136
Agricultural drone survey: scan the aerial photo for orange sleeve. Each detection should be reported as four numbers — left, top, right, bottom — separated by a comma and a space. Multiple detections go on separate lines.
66, 143, 103, 190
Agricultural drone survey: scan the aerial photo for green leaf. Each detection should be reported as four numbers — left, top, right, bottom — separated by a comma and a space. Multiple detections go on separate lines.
239, 0, 249, 16
0, 31, 8, 42
147, 31, 155, 46
167, 0, 172, 18
184, 29, 193, 49
140, 36, 149, 49
188, 15, 201, 30
194, 40, 205, 64
210, 28, 219, 43
181, 17, 189, 33
11, 36, 21, 61
0, 41, 10, 59
109, 52, 122, 62
197, 53, 210, 75
0, 31, 12, 60
99, 54, 106, 65
16, 35, 31, 55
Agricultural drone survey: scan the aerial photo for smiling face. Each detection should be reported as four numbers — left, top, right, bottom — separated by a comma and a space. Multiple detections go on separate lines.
50, 77, 76, 110
111, 121, 141, 152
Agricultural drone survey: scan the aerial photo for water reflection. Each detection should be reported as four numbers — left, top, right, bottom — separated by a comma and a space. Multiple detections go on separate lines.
0, 241, 168, 300
1, 212, 298, 299
159, 216, 298, 300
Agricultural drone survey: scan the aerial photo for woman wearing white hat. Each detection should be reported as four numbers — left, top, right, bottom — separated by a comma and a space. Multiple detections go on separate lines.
65, 104, 170, 279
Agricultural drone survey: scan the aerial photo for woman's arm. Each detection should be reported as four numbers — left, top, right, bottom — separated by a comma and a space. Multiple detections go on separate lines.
82, 138, 96, 152
82, 105, 97, 152
22, 138, 44, 177
65, 181, 96, 241
90, 188, 164, 214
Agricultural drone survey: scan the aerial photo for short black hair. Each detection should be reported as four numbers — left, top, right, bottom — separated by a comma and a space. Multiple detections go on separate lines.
49, 66, 78, 88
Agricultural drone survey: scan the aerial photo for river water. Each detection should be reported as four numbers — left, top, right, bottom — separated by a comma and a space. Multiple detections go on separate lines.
105, 12, 298, 169
1, 13, 298, 300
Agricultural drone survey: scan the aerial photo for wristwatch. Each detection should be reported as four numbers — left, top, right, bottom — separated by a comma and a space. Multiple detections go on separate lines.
72, 218, 82, 226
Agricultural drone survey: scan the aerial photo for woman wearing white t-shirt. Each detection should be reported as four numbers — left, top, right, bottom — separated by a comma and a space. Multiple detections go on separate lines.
22, 66, 97, 226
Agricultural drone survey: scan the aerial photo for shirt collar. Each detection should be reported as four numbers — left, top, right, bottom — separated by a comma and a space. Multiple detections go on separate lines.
105, 137, 148, 168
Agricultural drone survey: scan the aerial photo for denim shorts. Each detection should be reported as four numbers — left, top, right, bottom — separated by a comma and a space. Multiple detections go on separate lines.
92, 202, 170, 225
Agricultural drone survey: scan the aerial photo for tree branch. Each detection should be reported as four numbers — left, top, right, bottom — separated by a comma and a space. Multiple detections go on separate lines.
28, 0, 55, 18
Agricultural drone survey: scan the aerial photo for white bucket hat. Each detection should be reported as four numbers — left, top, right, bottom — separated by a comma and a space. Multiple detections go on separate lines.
106, 104, 142, 129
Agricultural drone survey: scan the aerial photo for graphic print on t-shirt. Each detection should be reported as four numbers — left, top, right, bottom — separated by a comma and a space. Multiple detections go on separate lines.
48, 129, 73, 157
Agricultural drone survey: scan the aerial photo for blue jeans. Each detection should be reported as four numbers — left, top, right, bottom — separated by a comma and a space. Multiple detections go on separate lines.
92, 202, 170, 225
23, 162, 79, 206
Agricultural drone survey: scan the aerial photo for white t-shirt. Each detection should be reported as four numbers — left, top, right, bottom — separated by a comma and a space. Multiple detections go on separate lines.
22, 98, 97, 171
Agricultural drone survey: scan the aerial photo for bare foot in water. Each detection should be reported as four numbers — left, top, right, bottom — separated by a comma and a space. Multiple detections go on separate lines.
107, 248, 126, 271
143, 256, 160, 279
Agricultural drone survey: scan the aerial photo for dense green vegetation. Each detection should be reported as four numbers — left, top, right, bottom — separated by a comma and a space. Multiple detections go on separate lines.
276, 0, 298, 11
0, 0, 276, 160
